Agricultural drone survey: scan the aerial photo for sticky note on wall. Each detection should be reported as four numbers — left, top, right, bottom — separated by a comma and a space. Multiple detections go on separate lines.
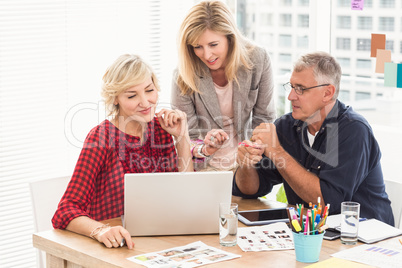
375, 49, 391, 73
351, 0, 364, 10
371, 34, 386, 57
398, 64, 402, 88
384, 63, 397, 87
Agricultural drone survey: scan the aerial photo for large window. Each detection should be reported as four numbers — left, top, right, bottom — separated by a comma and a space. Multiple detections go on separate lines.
330, 0, 402, 185
240, 0, 402, 202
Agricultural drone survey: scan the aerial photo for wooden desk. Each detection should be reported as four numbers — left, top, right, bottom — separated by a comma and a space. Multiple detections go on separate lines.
33, 196, 371, 267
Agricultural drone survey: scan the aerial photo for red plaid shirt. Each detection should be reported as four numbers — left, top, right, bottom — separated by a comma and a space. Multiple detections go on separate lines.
52, 118, 178, 229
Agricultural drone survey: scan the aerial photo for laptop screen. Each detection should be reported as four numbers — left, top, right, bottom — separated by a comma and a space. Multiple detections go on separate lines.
124, 171, 233, 236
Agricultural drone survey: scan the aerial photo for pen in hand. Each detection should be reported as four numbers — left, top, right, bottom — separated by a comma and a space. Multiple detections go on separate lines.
238, 142, 261, 148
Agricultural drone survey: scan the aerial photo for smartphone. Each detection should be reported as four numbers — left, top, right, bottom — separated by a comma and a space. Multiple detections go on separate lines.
238, 208, 289, 226
323, 229, 340, 240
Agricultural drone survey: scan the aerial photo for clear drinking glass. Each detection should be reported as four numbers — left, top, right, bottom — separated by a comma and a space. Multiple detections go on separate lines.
340, 201, 360, 245
219, 203, 238, 246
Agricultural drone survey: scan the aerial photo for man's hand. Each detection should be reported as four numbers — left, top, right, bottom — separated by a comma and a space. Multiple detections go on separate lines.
236, 140, 264, 168
251, 123, 281, 156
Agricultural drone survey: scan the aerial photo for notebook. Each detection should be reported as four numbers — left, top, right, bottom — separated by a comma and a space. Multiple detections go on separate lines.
124, 171, 233, 236
327, 214, 402, 243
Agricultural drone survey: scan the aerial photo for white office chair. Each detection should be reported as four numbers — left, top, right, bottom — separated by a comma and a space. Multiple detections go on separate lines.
384, 180, 402, 229
29, 176, 70, 268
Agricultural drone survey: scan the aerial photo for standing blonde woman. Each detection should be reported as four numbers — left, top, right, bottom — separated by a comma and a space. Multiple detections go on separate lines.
172, 0, 276, 171
53, 54, 193, 248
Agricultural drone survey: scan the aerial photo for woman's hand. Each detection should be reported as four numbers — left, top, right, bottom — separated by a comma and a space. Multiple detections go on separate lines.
203, 129, 229, 156
94, 225, 134, 249
156, 109, 189, 139
156, 108, 193, 171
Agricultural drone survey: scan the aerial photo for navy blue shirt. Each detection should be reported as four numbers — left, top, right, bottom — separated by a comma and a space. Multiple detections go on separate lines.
233, 100, 394, 225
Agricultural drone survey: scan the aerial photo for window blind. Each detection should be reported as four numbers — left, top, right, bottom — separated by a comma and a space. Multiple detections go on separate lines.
0, 0, 194, 267
0, 1, 68, 266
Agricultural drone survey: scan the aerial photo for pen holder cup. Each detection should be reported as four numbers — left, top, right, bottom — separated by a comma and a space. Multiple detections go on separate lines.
292, 231, 325, 263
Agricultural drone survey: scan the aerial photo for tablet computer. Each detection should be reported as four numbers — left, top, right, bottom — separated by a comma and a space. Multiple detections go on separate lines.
238, 208, 290, 226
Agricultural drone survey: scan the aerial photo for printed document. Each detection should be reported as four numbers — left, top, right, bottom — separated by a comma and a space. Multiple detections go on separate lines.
127, 241, 240, 267
237, 222, 294, 252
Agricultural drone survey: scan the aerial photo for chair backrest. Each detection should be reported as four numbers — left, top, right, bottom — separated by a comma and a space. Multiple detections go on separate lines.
384, 180, 402, 229
29, 176, 70, 267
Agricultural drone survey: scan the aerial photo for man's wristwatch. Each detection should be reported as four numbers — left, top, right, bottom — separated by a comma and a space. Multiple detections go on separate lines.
197, 144, 209, 158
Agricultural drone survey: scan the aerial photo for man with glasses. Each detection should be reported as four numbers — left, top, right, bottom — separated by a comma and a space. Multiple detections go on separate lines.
233, 51, 394, 225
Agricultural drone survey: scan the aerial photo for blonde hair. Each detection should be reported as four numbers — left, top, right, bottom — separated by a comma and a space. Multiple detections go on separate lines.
101, 54, 160, 116
293, 51, 342, 100
177, 0, 254, 95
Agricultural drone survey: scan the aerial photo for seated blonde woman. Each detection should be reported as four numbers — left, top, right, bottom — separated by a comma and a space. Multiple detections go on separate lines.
52, 54, 193, 248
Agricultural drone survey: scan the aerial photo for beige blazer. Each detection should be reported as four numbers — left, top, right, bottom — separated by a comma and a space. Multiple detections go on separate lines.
171, 46, 276, 141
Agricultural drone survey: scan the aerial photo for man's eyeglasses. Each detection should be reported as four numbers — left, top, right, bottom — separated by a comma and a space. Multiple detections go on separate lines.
283, 82, 330, 95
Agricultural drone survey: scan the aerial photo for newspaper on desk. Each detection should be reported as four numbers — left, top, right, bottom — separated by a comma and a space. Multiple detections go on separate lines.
237, 222, 294, 252
127, 241, 241, 268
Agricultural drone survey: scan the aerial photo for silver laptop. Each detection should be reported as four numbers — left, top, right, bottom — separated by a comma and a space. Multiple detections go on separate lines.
124, 171, 233, 236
